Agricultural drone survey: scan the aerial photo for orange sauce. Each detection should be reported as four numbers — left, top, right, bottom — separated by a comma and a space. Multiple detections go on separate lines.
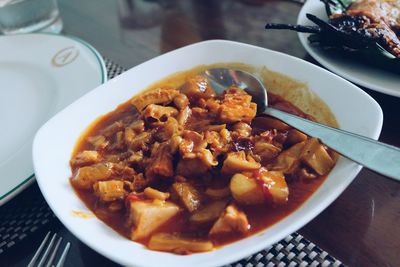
71, 92, 326, 249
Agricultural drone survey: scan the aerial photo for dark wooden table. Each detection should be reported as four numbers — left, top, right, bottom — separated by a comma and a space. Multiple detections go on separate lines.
3, 0, 400, 266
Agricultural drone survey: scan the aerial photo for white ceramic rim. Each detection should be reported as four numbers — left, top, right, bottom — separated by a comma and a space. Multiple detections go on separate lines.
33, 40, 383, 267
0, 33, 107, 206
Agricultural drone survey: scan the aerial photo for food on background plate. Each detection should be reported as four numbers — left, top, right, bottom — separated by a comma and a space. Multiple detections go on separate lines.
69, 64, 337, 255
265, 0, 400, 74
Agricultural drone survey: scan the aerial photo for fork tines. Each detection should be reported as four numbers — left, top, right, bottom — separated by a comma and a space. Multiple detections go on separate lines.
27, 232, 70, 267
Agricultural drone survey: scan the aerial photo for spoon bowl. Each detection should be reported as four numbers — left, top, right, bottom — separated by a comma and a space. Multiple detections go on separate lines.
201, 68, 400, 181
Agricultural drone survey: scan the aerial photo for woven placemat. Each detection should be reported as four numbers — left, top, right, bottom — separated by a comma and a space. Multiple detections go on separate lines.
0, 59, 345, 267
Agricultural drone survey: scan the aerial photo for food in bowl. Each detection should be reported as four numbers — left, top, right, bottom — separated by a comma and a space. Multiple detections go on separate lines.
69, 64, 337, 255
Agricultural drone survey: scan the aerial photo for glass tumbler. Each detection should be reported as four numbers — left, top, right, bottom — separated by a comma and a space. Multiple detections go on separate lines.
0, 0, 63, 34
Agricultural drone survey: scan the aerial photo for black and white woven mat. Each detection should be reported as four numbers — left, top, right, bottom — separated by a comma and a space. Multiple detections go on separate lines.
0, 59, 346, 267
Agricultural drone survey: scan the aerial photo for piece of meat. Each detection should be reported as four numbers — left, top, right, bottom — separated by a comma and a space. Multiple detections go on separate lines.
205, 186, 231, 199
253, 137, 281, 163
126, 131, 154, 151
101, 121, 124, 138
178, 130, 218, 170
131, 87, 180, 111
179, 75, 215, 101
269, 141, 306, 175
87, 135, 109, 150
173, 93, 189, 110
71, 163, 114, 190
131, 173, 148, 191
93, 180, 126, 202
146, 142, 174, 179
171, 182, 202, 213
70, 150, 101, 168
128, 119, 145, 133
176, 158, 210, 177
189, 200, 229, 224
204, 129, 231, 156
142, 104, 178, 122
218, 87, 257, 124
221, 151, 261, 174
232, 122, 252, 137
153, 117, 181, 142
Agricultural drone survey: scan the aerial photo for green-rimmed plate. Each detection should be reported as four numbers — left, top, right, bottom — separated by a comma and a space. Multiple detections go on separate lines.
0, 33, 107, 205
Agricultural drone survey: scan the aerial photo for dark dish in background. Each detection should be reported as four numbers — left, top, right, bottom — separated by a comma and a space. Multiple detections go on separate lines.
266, 0, 400, 73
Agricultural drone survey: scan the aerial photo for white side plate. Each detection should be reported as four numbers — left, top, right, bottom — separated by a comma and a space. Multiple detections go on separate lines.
33, 40, 382, 267
298, 0, 400, 97
0, 33, 107, 205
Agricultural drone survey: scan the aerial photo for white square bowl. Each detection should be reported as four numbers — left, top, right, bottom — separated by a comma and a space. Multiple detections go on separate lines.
33, 40, 382, 267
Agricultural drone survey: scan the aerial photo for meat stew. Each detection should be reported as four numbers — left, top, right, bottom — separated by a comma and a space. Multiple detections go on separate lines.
70, 64, 337, 254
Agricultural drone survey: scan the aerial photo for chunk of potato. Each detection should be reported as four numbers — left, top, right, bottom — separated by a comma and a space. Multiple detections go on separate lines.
230, 171, 289, 205
189, 200, 228, 224
230, 173, 264, 205
148, 233, 213, 254
128, 200, 180, 241
209, 204, 249, 236
300, 138, 334, 175
71, 163, 113, 190
259, 170, 288, 204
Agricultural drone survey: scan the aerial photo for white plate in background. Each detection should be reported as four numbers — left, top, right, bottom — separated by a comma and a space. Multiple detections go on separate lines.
33, 40, 382, 267
298, 0, 400, 97
0, 33, 107, 206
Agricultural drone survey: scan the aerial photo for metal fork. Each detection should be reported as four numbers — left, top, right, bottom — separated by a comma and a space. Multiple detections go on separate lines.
27, 232, 70, 267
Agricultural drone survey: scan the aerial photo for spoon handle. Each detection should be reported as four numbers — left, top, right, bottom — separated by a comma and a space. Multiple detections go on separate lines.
264, 108, 400, 181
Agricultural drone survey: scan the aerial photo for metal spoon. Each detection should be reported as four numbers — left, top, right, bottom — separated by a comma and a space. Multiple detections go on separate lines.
201, 68, 400, 181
